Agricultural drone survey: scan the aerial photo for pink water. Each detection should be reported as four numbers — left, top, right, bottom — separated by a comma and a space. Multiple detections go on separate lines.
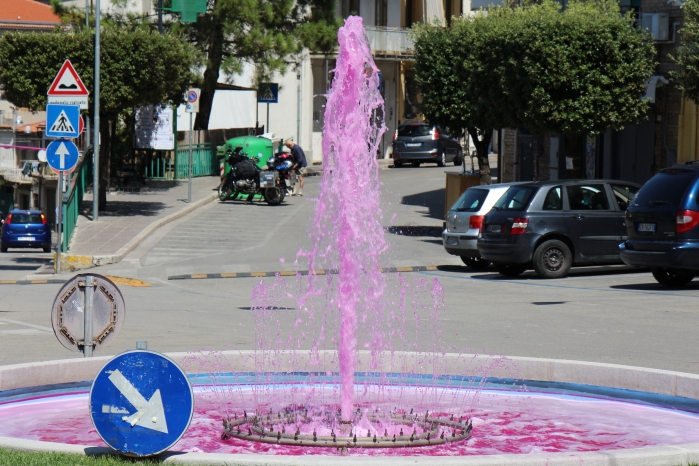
2, 387, 699, 456
299, 16, 387, 421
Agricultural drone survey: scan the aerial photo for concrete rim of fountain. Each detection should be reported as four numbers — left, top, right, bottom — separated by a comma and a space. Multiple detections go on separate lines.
1, 351, 699, 466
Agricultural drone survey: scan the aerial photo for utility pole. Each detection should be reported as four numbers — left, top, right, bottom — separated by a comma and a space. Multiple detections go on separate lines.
93, 0, 101, 221
158, 0, 163, 33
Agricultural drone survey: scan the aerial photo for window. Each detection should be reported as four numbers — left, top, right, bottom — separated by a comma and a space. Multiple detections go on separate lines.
398, 124, 430, 137
611, 184, 640, 211
543, 187, 562, 210
452, 189, 488, 212
566, 185, 609, 211
632, 172, 695, 207
493, 186, 537, 211
375, 0, 387, 26
10, 214, 42, 224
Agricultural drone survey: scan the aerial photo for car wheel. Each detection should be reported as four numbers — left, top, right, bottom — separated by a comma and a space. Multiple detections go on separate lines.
453, 149, 463, 166
495, 263, 527, 277
43, 246, 51, 253
651, 267, 695, 287
532, 239, 572, 279
0, 244, 6, 253
461, 256, 491, 269
437, 151, 446, 167
394, 160, 403, 168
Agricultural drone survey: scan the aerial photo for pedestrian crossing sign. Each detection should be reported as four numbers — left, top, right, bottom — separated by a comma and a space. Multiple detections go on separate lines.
257, 83, 278, 103
45, 104, 80, 138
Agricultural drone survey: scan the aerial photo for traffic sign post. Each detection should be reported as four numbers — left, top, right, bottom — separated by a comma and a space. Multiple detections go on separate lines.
258, 83, 278, 134
47, 60, 89, 110
51, 274, 125, 357
46, 139, 79, 172
90, 350, 193, 457
45, 104, 80, 139
185, 89, 200, 204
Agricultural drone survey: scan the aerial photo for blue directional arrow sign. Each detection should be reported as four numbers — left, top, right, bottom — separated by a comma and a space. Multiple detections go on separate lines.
89, 350, 193, 457
45, 104, 80, 138
46, 139, 79, 172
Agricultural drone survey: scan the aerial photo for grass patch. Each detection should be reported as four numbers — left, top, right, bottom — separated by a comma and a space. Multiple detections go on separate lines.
0, 449, 161, 466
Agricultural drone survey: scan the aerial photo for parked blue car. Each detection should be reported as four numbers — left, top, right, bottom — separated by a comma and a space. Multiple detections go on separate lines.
1, 210, 52, 252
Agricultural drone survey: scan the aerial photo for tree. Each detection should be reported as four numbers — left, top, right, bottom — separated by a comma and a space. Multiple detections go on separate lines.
412, 0, 655, 184
0, 28, 200, 209
674, 0, 699, 102
167, 0, 339, 131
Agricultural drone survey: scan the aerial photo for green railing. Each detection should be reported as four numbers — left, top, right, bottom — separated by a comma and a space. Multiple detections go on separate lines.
62, 148, 92, 252
174, 143, 218, 179
141, 144, 218, 180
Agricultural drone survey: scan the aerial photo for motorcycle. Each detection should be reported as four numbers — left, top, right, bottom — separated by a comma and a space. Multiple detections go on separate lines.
217, 149, 290, 206
266, 152, 297, 196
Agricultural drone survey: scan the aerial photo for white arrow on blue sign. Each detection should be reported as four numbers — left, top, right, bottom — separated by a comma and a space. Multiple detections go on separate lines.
89, 350, 193, 457
46, 139, 79, 172
45, 104, 80, 138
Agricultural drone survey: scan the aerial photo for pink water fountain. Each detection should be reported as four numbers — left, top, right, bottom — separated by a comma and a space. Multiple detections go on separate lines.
1, 16, 699, 463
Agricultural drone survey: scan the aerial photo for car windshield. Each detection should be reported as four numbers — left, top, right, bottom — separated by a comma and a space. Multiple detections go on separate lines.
398, 125, 430, 137
452, 189, 489, 212
493, 186, 537, 211
633, 172, 695, 207
10, 213, 42, 224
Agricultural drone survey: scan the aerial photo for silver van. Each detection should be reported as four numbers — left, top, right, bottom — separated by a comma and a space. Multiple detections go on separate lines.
443, 183, 525, 268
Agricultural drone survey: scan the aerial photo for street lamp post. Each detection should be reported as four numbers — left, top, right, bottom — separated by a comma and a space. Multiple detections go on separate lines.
93, 0, 101, 222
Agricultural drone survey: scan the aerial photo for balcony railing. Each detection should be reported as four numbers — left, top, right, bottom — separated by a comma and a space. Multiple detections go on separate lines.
365, 27, 414, 57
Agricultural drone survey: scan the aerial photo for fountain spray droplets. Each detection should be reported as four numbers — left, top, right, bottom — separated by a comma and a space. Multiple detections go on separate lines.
298, 16, 387, 421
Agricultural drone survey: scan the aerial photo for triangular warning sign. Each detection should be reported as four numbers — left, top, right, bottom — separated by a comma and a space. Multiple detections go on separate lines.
47, 60, 89, 96
49, 110, 76, 133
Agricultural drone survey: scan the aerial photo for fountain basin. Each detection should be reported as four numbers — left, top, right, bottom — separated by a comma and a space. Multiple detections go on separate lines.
1, 351, 699, 465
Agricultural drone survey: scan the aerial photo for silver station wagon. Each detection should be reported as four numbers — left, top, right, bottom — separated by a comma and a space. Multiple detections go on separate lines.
442, 183, 525, 268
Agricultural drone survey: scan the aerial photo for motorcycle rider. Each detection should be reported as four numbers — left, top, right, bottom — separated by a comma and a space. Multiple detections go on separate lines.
284, 138, 307, 196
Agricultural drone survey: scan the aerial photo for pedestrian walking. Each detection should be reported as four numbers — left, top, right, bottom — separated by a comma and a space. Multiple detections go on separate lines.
285, 138, 307, 196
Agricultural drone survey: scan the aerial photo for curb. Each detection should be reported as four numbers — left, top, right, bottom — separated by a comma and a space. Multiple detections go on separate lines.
1, 276, 151, 287
58, 192, 218, 272
2, 353, 699, 465
168, 265, 439, 281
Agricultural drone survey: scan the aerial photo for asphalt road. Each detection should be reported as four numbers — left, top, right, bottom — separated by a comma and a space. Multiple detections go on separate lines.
1, 165, 698, 379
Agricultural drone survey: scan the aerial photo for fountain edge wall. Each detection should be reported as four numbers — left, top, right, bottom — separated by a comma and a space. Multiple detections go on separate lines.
2, 352, 699, 466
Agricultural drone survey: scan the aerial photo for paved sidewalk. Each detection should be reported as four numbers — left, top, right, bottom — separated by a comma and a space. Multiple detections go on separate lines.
66, 177, 219, 256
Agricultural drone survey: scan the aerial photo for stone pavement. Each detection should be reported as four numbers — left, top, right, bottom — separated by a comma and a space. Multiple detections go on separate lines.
45, 177, 220, 271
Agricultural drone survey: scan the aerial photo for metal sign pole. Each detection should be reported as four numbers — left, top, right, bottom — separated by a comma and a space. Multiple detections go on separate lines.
56, 172, 63, 274
267, 102, 270, 133
93, 0, 101, 222
188, 112, 193, 203
83, 275, 94, 357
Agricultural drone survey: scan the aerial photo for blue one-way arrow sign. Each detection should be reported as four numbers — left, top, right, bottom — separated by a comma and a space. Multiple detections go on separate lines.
45, 104, 80, 138
89, 350, 193, 457
46, 139, 79, 172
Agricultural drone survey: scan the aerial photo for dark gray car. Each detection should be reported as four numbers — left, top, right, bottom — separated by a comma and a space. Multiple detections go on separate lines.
477, 180, 640, 278
392, 122, 463, 167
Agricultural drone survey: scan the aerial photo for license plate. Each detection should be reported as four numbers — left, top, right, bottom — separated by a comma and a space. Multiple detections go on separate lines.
445, 236, 459, 246
638, 223, 656, 232
18, 237, 35, 241
487, 225, 502, 233
405, 143, 422, 147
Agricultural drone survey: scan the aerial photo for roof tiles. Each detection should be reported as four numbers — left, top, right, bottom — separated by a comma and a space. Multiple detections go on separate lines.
0, 0, 61, 24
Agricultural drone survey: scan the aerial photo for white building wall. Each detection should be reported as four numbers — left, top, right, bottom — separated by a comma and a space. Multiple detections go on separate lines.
62, 0, 152, 15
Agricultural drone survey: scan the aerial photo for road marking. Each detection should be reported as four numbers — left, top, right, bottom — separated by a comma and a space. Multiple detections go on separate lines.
105, 276, 151, 287
0, 318, 53, 333
167, 266, 445, 281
